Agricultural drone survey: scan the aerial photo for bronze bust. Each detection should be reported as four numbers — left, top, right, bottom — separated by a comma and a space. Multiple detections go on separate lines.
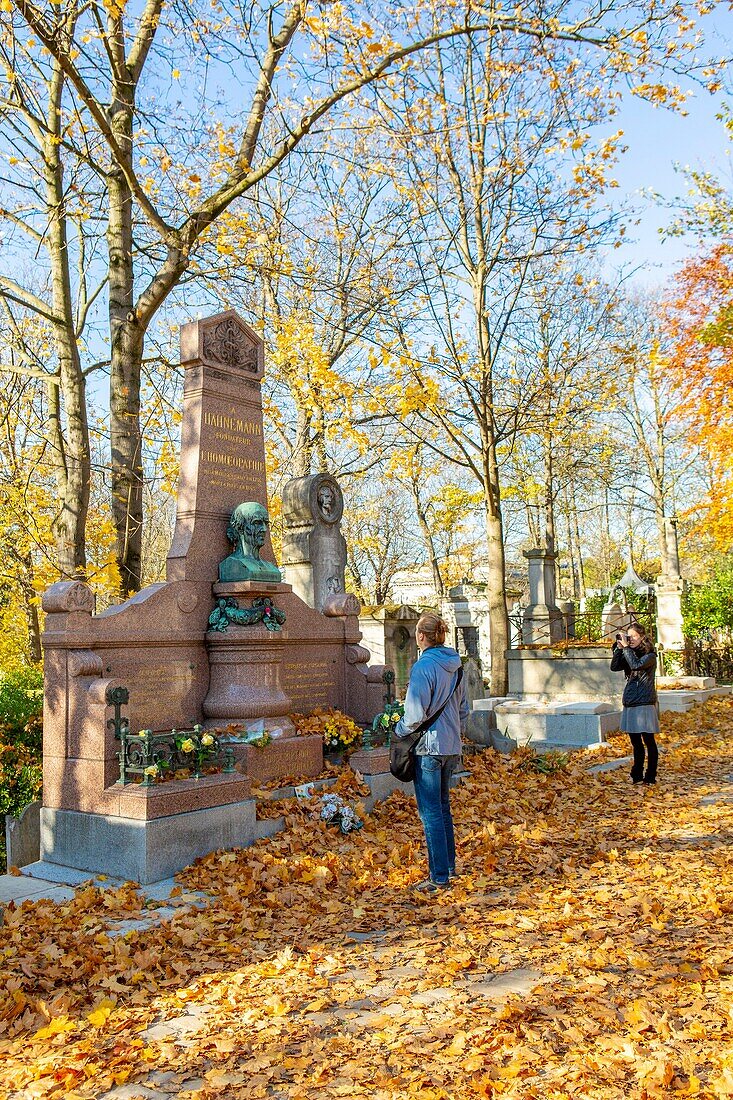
219, 502, 282, 584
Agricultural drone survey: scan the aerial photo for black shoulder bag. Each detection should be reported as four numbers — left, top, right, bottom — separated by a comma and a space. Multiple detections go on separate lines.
389, 667, 464, 783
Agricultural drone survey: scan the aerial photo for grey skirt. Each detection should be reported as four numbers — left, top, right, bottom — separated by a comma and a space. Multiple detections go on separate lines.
620, 704, 660, 735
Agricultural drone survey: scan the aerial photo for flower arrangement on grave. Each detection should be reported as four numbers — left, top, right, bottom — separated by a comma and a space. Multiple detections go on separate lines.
290, 707, 362, 755
319, 791, 363, 834
361, 699, 404, 750
137, 724, 221, 783
245, 731, 272, 749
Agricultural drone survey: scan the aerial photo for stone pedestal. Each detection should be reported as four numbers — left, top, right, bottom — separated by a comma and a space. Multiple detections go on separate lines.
203, 581, 295, 737
463, 658, 485, 706
558, 600, 575, 639
656, 574, 685, 655
521, 548, 564, 644
507, 646, 623, 702
232, 734, 323, 783
40, 795, 258, 884
494, 700, 620, 749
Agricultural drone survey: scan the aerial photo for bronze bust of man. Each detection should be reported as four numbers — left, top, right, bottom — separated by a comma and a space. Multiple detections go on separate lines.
219, 502, 282, 584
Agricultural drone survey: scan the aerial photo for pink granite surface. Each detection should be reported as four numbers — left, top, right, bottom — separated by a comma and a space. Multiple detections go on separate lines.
167, 311, 275, 588
349, 747, 391, 776
117, 772, 252, 821
39, 311, 393, 838
226, 733, 323, 783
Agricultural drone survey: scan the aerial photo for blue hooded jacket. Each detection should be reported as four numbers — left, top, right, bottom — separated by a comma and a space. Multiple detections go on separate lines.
394, 644, 468, 756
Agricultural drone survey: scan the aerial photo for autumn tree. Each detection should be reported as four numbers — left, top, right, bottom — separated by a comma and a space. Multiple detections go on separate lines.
0, 0, 723, 596
370, 29, 629, 693
208, 141, 413, 482
504, 263, 621, 557
610, 296, 698, 575
660, 247, 733, 550
343, 478, 418, 605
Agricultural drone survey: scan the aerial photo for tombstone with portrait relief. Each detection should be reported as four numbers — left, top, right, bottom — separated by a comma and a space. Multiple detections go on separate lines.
281, 473, 348, 612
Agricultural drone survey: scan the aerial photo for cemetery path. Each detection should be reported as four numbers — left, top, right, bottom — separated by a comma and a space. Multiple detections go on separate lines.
1, 698, 733, 1100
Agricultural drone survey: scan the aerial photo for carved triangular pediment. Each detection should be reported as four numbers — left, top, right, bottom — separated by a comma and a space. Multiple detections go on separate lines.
201, 314, 258, 371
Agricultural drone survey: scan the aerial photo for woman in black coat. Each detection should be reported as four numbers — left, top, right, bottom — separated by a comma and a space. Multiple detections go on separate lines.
611, 622, 659, 785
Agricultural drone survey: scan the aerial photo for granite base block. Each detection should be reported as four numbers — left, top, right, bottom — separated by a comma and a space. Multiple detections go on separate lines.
362, 771, 414, 802
348, 747, 390, 775
226, 734, 323, 782
494, 702, 620, 747
658, 686, 732, 713
5, 800, 41, 869
40, 800, 258, 884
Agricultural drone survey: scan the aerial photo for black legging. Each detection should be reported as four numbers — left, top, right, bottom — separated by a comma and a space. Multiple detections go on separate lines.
629, 731, 658, 782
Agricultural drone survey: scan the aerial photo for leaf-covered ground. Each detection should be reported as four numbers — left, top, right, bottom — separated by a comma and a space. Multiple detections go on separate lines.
2, 697, 733, 1100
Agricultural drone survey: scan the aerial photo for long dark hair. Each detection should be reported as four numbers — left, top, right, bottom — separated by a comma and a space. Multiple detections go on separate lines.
627, 622, 654, 653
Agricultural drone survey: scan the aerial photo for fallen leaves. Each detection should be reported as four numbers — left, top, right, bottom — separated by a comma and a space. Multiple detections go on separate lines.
1, 698, 733, 1097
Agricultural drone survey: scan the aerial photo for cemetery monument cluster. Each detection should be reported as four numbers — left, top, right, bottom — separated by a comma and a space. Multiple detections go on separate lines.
38, 311, 387, 883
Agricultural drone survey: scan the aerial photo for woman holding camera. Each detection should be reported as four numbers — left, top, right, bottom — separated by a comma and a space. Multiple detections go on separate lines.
611, 622, 659, 785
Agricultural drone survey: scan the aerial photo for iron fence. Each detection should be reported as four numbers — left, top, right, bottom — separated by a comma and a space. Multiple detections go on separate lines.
106, 685, 236, 784
507, 609, 655, 649
684, 640, 733, 683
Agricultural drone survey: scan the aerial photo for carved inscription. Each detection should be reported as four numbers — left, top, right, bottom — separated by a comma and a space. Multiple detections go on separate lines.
107, 662, 196, 729
282, 656, 338, 710
200, 410, 267, 495
202, 317, 258, 371
203, 413, 263, 435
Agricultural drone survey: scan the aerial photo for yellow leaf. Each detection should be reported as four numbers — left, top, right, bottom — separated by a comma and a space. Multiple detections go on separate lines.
34, 1015, 76, 1039
86, 999, 116, 1028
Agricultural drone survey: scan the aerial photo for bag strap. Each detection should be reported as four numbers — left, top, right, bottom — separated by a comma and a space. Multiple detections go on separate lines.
404, 666, 464, 750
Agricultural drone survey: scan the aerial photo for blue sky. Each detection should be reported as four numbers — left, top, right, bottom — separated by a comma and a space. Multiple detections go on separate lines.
608, 9, 733, 288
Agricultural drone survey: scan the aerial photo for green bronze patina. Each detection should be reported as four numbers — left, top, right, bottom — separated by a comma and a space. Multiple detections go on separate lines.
219, 502, 282, 583
208, 595, 286, 633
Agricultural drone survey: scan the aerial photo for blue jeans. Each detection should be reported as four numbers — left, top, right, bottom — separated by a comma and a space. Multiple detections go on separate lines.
413, 754, 460, 884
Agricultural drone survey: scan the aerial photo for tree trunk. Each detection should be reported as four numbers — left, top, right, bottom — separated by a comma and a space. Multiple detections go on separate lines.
408, 478, 444, 599
44, 66, 90, 577
543, 439, 560, 599
562, 490, 577, 601
484, 449, 509, 697
524, 501, 541, 547
571, 487, 586, 599
109, 324, 144, 594
108, 55, 143, 595
602, 486, 612, 588
543, 442, 556, 554
18, 552, 42, 663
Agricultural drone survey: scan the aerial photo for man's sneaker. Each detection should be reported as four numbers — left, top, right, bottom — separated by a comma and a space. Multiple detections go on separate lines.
412, 878, 450, 894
